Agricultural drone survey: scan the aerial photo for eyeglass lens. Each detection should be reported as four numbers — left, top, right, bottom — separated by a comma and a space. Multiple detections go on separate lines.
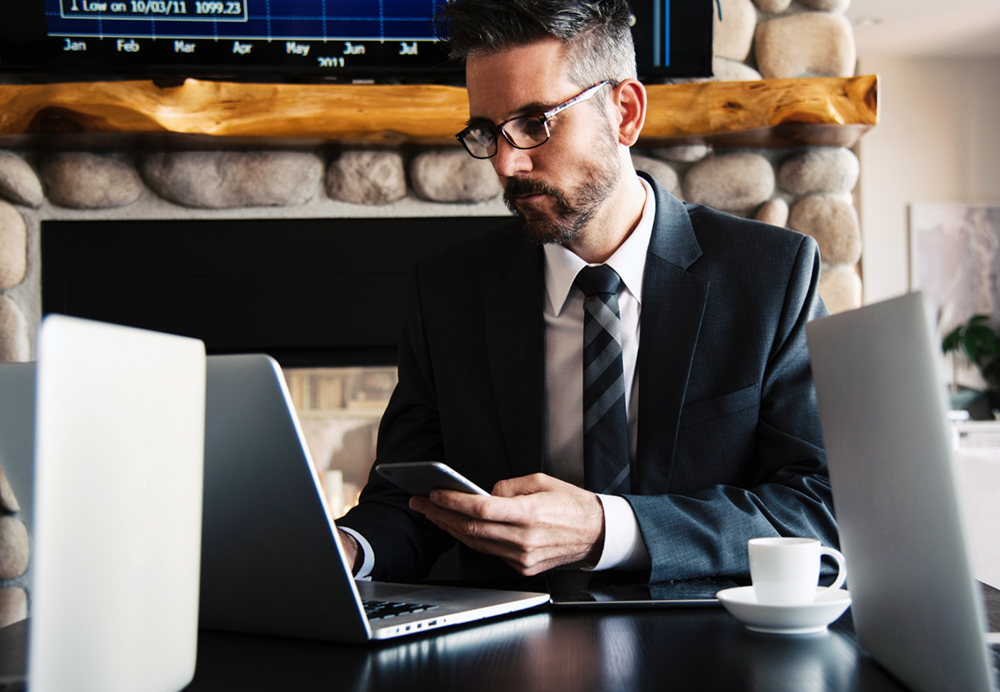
458, 81, 609, 159
461, 116, 549, 159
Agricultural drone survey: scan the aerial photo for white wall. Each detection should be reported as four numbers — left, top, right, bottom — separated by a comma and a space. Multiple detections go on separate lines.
857, 56, 1000, 304
955, 451, 1000, 590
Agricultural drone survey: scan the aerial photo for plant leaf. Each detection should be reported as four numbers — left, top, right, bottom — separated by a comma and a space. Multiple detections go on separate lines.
964, 324, 997, 364
943, 326, 963, 354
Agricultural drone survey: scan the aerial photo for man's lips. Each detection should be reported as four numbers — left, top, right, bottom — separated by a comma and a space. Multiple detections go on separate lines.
514, 192, 548, 203
504, 177, 563, 212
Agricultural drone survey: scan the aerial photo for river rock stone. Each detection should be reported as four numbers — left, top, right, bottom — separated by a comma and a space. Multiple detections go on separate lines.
651, 144, 712, 163
141, 151, 323, 209
326, 150, 407, 205
40, 153, 143, 209
713, 57, 762, 82
632, 154, 680, 197
756, 198, 790, 227
778, 147, 859, 195
0, 588, 26, 629
410, 150, 501, 203
0, 517, 28, 579
683, 152, 775, 212
799, 0, 851, 13
819, 265, 862, 314
753, 0, 792, 12
788, 195, 861, 265
0, 202, 26, 290
713, 0, 757, 62
0, 465, 19, 514
0, 296, 28, 363
755, 13, 857, 79
0, 152, 43, 209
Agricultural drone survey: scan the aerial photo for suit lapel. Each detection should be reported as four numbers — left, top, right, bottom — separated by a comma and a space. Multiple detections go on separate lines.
635, 176, 710, 493
478, 176, 708, 489
483, 233, 547, 480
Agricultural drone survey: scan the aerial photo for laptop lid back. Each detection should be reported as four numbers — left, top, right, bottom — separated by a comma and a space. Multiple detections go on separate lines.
807, 293, 997, 692
29, 315, 206, 692
199, 354, 371, 643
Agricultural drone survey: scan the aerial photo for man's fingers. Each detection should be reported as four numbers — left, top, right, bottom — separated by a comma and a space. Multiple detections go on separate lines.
413, 497, 539, 553
492, 473, 552, 498
415, 498, 594, 575
408, 473, 606, 576
417, 498, 519, 543
427, 489, 526, 524
500, 554, 571, 577
435, 521, 566, 575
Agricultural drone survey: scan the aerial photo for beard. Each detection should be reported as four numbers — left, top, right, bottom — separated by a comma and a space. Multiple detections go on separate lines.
502, 135, 622, 246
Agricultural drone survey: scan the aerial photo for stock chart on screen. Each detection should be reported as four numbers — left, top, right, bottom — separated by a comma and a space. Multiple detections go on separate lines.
0, 0, 711, 81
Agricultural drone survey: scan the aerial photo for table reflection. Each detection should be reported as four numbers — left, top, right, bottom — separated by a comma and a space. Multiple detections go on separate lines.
187, 608, 908, 692
723, 628, 858, 692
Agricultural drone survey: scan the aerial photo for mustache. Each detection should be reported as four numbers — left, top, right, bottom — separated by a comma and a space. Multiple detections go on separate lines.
502, 177, 569, 210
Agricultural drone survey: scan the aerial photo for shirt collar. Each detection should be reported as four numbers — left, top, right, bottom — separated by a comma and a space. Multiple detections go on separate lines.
543, 176, 655, 316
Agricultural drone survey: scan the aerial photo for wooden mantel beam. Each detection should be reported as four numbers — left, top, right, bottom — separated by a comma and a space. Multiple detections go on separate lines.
0, 75, 878, 149
643, 74, 878, 148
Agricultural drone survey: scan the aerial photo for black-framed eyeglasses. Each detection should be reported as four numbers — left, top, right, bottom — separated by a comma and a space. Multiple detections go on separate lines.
455, 81, 611, 160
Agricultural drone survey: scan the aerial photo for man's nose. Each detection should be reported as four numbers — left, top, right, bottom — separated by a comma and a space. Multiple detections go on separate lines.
491, 135, 533, 179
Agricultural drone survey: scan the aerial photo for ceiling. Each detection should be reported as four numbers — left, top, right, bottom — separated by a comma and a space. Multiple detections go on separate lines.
844, 0, 1000, 57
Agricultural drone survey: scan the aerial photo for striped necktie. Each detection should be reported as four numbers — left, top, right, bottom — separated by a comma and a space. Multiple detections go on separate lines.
574, 264, 630, 495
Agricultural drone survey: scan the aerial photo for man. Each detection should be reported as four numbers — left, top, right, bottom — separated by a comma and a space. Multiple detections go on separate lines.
336, 0, 836, 584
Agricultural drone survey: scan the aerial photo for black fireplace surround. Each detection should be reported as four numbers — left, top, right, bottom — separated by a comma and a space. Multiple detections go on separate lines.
41, 216, 507, 367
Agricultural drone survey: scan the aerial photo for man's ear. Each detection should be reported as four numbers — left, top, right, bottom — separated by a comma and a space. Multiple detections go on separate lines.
614, 79, 647, 147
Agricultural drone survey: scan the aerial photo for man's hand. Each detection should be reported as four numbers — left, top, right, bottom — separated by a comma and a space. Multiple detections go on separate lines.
338, 529, 362, 575
409, 473, 605, 576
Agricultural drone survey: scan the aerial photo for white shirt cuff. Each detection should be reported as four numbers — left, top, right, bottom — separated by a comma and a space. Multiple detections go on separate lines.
338, 526, 375, 581
589, 494, 651, 571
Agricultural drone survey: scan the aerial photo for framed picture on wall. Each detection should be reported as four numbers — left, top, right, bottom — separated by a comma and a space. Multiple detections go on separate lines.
910, 202, 1000, 390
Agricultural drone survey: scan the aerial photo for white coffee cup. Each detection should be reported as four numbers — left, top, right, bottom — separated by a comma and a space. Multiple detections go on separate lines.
748, 537, 847, 606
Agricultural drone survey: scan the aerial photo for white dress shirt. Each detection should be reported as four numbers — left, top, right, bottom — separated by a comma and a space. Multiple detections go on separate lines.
542, 177, 653, 571
347, 177, 657, 578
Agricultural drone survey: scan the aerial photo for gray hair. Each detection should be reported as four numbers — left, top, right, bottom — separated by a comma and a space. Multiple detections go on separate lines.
439, 0, 637, 88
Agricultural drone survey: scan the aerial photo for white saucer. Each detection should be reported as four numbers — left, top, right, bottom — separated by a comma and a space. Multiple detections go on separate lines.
716, 586, 852, 635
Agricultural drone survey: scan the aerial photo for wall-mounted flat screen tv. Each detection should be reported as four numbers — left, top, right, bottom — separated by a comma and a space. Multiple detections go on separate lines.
0, 0, 713, 82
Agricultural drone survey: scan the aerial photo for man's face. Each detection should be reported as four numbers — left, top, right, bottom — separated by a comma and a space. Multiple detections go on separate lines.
465, 38, 623, 245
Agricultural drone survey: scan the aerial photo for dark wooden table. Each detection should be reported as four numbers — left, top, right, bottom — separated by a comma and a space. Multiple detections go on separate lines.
6, 583, 996, 690
184, 605, 911, 692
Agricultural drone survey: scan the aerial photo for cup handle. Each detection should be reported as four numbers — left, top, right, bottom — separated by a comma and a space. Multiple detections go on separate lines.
820, 546, 848, 591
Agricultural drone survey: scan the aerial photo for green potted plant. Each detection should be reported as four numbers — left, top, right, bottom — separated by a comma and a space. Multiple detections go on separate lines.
941, 314, 1000, 408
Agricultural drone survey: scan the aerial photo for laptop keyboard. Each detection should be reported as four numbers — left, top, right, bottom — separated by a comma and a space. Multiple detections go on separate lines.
363, 600, 439, 621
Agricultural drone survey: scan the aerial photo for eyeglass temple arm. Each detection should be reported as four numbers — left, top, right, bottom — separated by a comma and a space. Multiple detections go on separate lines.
540, 81, 610, 122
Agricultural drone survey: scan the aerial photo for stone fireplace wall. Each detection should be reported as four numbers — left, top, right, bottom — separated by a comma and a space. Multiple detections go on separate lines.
0, 141, 863, 359
0, 0, 863, 623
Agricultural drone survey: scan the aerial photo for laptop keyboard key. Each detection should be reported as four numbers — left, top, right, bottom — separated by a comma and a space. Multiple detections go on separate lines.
362, 600, 439, 621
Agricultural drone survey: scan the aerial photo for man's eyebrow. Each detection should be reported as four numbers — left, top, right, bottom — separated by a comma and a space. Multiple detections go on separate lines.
464, 115, 495, 129
464, 100, 558, 128
513, 101, 554, 116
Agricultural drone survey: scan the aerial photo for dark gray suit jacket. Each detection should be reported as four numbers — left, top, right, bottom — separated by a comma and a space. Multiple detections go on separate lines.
338, 175, 836, 583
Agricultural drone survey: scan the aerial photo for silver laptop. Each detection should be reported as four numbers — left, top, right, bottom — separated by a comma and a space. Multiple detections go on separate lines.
199, 354, 548, 643
6, 315, 207, 692
807, 292, 1000, 692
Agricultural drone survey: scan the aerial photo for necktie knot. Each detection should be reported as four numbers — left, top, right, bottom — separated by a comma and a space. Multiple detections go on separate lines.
574, 264, 621, 297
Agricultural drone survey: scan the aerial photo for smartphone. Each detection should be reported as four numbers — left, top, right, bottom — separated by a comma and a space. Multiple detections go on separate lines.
375, 461, 490, 497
